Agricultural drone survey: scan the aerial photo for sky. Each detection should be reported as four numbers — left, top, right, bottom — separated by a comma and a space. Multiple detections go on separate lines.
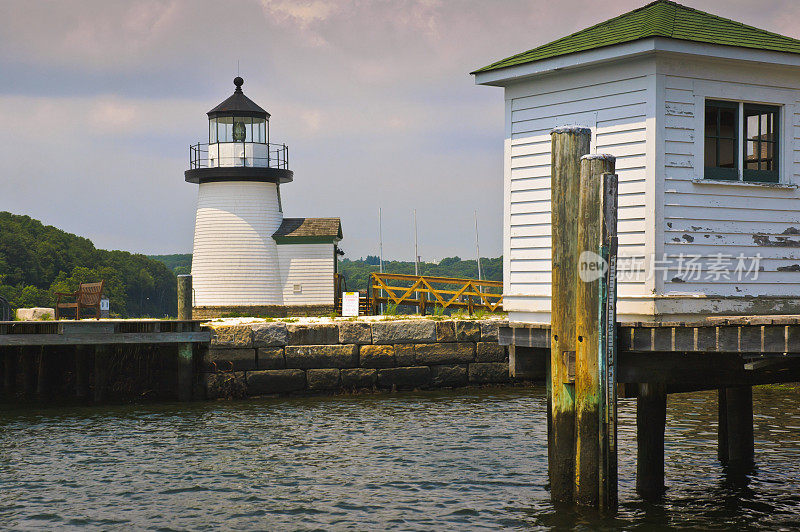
2, 0, 799, 261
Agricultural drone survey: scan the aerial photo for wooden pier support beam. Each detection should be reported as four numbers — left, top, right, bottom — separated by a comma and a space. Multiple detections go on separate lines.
93, 345, 111, 403
575, 155, 617, 508
636, 383, 667, 500
717, 388, 728, 463
725, 385, 754, 469
21, 346, 40, 398
3, 347, 17, 396
178, 342, 194, 401
36, 348, 49, 398
549, 126, 591, 503
75, 346, 91, 399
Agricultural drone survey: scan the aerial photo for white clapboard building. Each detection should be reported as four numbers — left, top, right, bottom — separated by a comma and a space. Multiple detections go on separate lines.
473, 0, 800, 323
185, 77, 342, 318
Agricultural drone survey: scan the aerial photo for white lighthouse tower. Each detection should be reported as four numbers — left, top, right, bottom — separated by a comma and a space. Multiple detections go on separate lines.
186, 77, 342, 318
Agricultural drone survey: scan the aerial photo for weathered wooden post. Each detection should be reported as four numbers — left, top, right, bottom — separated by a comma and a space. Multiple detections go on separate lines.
177, 276, 195, 401
93, 345, 111, 402
3, 347, 17, 396
178, 338, 194, 401
177, 274, 192, 321
636, 382, 667, 499
36, 348, 49, 398
549, 126, 591, 503
597, 171, 619, 511
21, 346, 39, 398
725, 385, 754, 469
75, 345, 91, 399
575, 155, 617, 508
717, 388, 729, 463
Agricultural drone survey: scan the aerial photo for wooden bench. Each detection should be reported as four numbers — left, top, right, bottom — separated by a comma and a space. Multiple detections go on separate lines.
55, 281, 105, 320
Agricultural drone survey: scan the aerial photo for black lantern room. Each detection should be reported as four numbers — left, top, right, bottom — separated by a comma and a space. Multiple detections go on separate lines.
207, 76, 270, 144
185, 77, 293, 185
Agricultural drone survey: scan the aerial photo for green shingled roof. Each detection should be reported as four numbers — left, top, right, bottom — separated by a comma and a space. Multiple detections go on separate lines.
473, 0, 800, 74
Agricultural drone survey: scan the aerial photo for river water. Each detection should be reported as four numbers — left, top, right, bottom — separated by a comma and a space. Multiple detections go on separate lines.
1, 386, 799, 530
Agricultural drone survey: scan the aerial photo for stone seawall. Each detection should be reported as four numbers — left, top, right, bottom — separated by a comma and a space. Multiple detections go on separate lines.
202, 318, 516, 399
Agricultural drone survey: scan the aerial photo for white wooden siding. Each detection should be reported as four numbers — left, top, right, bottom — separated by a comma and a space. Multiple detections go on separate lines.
277, 244, 335, 306
659, 57, 800, 303
192, 181, 284, 306
504, 59, 653, 320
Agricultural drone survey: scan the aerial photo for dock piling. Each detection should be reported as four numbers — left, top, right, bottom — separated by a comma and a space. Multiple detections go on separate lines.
725, 385, 754, 469
93, 345, 111, 402
717, 388, 728, 463
3, 348, 17, 396
549, 126, 591, 503
75, 346, 91, 399
575, 155, 617, 508
36, 349, 49, 398
21, 346, 39, 398
178, 341, 194, 401
177, 275, 192, 321
636, 383, 667, 500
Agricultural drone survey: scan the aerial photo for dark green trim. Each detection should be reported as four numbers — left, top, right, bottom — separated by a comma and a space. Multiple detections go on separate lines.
704, 167, 738, 180
743, 169, 779, 183
273, 236, 338, 245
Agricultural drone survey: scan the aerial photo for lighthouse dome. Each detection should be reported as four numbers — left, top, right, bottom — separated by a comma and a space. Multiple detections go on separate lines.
207, 77, 270, 119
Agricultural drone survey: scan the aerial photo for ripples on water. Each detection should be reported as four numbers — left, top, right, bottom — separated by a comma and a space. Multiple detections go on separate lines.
1, 386, 799, 530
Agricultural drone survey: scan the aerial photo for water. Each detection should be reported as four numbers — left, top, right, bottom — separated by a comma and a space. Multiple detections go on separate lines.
1, 386, 799, 530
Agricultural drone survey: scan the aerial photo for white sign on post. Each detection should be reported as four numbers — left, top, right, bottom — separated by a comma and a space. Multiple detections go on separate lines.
342, 292, 360, 317
100, 298, 110, 319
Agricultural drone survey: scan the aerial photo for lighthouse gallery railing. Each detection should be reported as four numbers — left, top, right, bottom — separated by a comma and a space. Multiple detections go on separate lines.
189, 142, 289, 170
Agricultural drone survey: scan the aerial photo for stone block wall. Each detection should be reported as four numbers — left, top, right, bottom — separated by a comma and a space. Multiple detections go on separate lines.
202, 319, 516, 399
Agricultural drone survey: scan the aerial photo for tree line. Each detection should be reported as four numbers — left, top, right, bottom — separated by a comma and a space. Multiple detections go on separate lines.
0, 212, 177, 317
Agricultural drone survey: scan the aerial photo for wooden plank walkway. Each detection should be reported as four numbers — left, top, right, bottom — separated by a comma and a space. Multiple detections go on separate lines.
0, 320, 210, 346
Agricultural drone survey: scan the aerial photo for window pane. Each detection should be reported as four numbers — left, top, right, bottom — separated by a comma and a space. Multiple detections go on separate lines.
765, 142, 775, 171
704, 137, 717, 167
705, 105, 718, 137
744, 104, 779, 181
719, 139, 736, 168
745, 140, 758, 170
246, 118, 253, 142
209, 118, 217, 143
259, 120, 266, 143
746, 114, 760, 141
719, 107, 736, 138
218, 117, 232, 142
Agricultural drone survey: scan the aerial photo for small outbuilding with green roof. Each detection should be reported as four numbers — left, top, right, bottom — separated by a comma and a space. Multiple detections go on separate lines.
473, 0, 800, 323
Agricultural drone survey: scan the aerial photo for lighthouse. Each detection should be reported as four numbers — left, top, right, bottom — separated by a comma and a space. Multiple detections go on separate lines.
186, 77, 342, 318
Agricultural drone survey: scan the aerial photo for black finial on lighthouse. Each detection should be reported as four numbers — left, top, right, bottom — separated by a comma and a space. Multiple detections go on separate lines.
233, 76, 244, 92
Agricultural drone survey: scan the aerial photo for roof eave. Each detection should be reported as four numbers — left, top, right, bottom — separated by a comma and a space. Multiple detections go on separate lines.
473, 37, 800, 87
473, 38, 658, 86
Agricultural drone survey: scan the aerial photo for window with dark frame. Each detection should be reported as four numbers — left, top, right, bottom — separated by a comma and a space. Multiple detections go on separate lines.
744, 104, 779, 183
704, 99, 780, 183
704, 100, 738, 180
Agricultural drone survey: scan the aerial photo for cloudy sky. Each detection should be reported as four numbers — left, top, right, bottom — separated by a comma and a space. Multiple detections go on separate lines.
2, 0, 799, 260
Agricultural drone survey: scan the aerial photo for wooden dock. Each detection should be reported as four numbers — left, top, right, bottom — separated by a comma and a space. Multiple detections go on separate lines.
0, 320, 210, 402
502, 316, 800, 501
502, 316, 800, 391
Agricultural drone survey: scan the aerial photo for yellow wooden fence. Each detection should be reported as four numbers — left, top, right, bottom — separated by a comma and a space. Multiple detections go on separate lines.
369, 273, 503, 315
